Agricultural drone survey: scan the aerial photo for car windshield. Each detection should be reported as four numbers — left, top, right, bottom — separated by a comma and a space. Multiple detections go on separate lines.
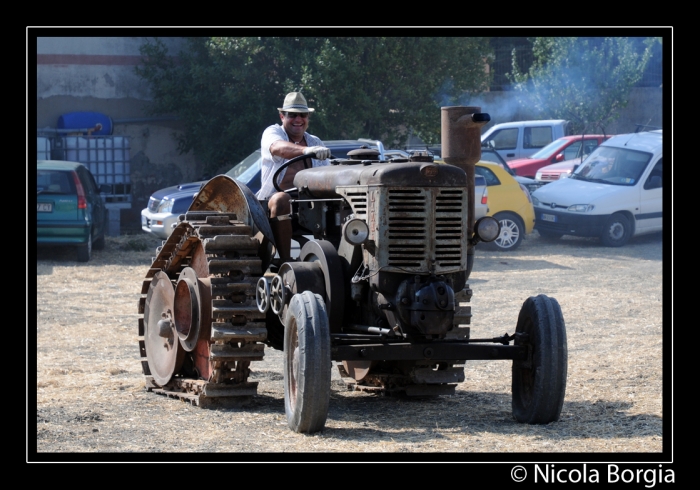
528, 138, 567, 159
570, 146, 652, 186
226, 150, 262, 179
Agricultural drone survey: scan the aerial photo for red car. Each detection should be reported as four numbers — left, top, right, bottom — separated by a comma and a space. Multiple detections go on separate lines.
507, 135, 611, 178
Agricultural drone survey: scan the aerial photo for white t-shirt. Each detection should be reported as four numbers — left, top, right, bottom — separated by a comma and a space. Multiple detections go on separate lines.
256, 124, 330, 200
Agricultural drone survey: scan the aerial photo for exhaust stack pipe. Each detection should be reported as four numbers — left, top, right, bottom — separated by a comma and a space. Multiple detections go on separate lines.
441, 107, 490, 238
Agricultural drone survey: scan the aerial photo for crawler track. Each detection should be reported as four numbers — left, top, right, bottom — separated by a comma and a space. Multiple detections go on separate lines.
137, 211, 267, 406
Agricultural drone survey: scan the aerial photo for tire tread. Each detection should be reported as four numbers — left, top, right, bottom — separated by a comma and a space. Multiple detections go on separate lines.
284, 290, 331, 433
512, 294, 567, 424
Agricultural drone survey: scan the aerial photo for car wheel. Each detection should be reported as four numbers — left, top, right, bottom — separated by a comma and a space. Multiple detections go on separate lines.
492, 212, 525, 251
600, 213, 632, 247
77, 230, 92, 262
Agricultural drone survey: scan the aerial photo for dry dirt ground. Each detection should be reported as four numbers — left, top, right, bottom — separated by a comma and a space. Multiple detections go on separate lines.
32, 229, 667, 461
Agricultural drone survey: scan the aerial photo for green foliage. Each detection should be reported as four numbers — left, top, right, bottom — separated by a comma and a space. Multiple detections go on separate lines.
135, 37, 492, 175
509, 37, 660, 134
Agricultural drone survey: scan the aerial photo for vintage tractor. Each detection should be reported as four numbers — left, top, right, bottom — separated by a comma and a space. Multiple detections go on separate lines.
137, 106, 568, 433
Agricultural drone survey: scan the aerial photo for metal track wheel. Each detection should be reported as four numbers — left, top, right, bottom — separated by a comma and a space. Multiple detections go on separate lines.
144, 271, 184, 386
137, 207, 271, 406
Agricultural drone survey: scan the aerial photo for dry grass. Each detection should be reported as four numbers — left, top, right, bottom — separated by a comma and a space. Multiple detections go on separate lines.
33, 230, 665, 459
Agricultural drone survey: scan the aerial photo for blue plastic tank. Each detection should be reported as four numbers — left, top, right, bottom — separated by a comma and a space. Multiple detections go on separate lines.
57, 112, 113, 135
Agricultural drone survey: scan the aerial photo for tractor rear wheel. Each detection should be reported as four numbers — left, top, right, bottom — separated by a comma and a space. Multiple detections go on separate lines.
512, 294, 567, 424
284, 291, 331, 433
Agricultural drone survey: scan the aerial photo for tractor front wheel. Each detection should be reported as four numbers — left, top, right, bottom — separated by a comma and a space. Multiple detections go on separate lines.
512, 294, 567, 424
284, 290, 331, 433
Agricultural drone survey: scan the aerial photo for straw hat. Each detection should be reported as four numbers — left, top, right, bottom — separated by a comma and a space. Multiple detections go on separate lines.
278, 92, 315, 113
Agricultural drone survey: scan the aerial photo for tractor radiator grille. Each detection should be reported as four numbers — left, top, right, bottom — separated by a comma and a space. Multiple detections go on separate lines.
434, 189, 464, 268
346, 191, 368, 217
382, 188, 466, 272
387, 189, 426, 267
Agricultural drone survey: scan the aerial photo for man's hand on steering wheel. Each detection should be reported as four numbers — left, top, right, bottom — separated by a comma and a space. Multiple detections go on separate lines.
304, 146, 330, 160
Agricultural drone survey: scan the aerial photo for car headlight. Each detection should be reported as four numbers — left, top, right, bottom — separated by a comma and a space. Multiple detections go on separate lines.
535, 171, 543, 180
157, 199, 174, 213
560, 172, 571, 179
518, 183, 532, 203
531, 195, 540, 206
567, 204, 595, 212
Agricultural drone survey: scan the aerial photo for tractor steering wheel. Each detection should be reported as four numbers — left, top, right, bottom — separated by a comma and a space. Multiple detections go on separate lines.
272, 152, 316, 193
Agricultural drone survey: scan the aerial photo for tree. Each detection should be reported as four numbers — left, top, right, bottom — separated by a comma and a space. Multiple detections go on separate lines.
509, 37, 660, 134
136, 37, 492, 176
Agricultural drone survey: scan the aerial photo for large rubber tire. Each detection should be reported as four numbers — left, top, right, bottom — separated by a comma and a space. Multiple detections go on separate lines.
512, 294, 567, 424
77, 230, 92, 262
284, 290, 331, 433
600, 213, 632, 247
492, 212, 525, 251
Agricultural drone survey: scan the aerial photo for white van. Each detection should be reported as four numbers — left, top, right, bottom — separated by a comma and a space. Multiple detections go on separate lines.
531, 130, 662, 247
481, 119, 571, 162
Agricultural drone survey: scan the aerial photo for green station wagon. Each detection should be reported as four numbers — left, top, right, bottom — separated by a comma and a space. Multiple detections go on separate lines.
37, 160, 109, 262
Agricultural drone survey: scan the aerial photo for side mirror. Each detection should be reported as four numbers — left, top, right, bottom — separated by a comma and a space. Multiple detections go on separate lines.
555, 153, 564, 162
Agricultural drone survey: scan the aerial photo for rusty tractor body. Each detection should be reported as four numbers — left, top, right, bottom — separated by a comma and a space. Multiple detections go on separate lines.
137, 106, 568, 433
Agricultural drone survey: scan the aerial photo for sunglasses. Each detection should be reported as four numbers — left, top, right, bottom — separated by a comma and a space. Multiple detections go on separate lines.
285, 112, 309, 119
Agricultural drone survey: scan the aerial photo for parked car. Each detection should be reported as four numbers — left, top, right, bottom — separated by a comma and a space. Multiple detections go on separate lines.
507, 135, 611, 178
37, 160, 110, 262
142, 139, 387, 239
474, 174, 489, 220
532, 130, 662, 247
534, 137, 614, 183
474, 160, 535, 251
481, 119, 571, 162
480, 147, 545, 194
534, 156, 587, 183
142, 149, 262, 239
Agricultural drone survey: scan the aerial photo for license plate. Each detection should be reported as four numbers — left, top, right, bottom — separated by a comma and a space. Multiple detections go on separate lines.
37, 203, 53, 212
541, 213, 557, 222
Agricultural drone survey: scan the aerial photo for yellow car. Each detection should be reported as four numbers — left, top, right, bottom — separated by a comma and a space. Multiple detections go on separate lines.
475, 161, 535, 251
